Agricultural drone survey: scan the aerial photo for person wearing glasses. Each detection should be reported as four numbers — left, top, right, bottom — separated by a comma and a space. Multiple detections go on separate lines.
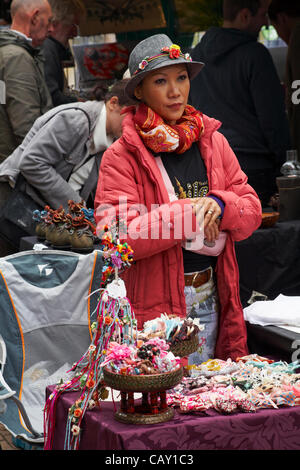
42, 0, 85, 106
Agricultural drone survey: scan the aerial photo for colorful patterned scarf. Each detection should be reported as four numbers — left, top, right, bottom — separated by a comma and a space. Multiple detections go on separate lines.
133, 102, 205, 154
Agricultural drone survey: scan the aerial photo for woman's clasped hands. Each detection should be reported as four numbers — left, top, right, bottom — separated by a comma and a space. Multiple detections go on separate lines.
190, 197, 221, 243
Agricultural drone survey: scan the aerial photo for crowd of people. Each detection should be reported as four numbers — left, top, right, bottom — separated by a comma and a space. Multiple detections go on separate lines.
0, 0, 298, 363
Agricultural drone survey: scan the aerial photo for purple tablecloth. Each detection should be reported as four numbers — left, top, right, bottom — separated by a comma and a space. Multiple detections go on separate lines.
46, 386, 300, 450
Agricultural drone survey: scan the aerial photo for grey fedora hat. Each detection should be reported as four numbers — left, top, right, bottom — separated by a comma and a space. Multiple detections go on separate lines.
125, 34, 204, 100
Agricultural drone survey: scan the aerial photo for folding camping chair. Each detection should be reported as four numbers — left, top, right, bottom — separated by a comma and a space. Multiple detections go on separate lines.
0, 249, 103, 448
0, 334, 43, 448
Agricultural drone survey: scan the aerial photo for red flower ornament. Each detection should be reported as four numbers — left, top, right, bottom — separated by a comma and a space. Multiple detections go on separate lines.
162, 44, 181, 59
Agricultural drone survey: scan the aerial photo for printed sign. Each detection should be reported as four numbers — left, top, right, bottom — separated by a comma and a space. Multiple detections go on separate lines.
79, 0, 166, 35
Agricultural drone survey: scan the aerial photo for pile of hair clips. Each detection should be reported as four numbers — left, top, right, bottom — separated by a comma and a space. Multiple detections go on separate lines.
167, 354, 300, 414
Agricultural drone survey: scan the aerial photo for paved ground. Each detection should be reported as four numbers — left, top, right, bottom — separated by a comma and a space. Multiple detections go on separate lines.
0, 423, 19, 450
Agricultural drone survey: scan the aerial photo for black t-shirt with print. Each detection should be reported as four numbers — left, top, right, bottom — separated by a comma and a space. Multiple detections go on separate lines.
159, 142, 217, 273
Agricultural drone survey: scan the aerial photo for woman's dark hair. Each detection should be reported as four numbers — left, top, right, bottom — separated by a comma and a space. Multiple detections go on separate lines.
268, 0, 300, 21
92, 78, 135, 106
104, 78, 135, 106
223, 0, 261, 21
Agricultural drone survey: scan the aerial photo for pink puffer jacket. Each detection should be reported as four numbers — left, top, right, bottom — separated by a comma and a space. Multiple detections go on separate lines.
94, 109, 262, 360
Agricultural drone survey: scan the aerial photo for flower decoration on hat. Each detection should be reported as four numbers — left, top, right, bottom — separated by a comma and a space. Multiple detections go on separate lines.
134, 44, 192, 76
138, 57, 149, 71
161, 44, 181, 59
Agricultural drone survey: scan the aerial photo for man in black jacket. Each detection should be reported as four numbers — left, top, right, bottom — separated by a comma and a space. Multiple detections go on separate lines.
269, 0, 300, 162
42, 0, 85, 107
190, 0, 291, 207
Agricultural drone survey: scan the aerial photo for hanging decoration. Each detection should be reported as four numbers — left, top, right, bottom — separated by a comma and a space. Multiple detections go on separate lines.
43, 219, 135, 450
100, 219, 133, 287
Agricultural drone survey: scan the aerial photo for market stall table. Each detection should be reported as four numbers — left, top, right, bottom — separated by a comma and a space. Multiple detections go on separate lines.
46, 385, 300, 450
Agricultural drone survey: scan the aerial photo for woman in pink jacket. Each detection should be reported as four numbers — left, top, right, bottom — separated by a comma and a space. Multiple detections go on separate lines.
94, 34, 262, 362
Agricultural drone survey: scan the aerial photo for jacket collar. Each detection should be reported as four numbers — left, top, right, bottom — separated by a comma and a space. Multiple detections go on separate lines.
201, 113, 222, 138
0, 29, 41, 57
199, 113, 222, 177
10, 29, 32, 43
44, 36, 73, 61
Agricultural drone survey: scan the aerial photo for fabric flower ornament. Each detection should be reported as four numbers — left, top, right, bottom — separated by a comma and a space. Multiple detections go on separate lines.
71, 425, 80, 436
101, 265, 114, 282
106, 343, 134, 363
73, 408, 83, 419
88, 344, 96, 357
102, 231, 113, 247
32, 209, 43, 222
111, 252, 123, 269
162, 44, 181, 59
81, 207, 95, 222
145, 337, 169, 352
139, 57, 149, 71
86, 378, 95, 389
88, 399, 96, 410
104, 316, 113, 326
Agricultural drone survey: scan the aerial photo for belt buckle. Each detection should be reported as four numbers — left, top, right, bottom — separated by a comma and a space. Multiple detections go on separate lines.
192, 272, 199, 287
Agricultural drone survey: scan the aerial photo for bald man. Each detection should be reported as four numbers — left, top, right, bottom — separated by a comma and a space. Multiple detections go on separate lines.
0, 0, 54, 161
